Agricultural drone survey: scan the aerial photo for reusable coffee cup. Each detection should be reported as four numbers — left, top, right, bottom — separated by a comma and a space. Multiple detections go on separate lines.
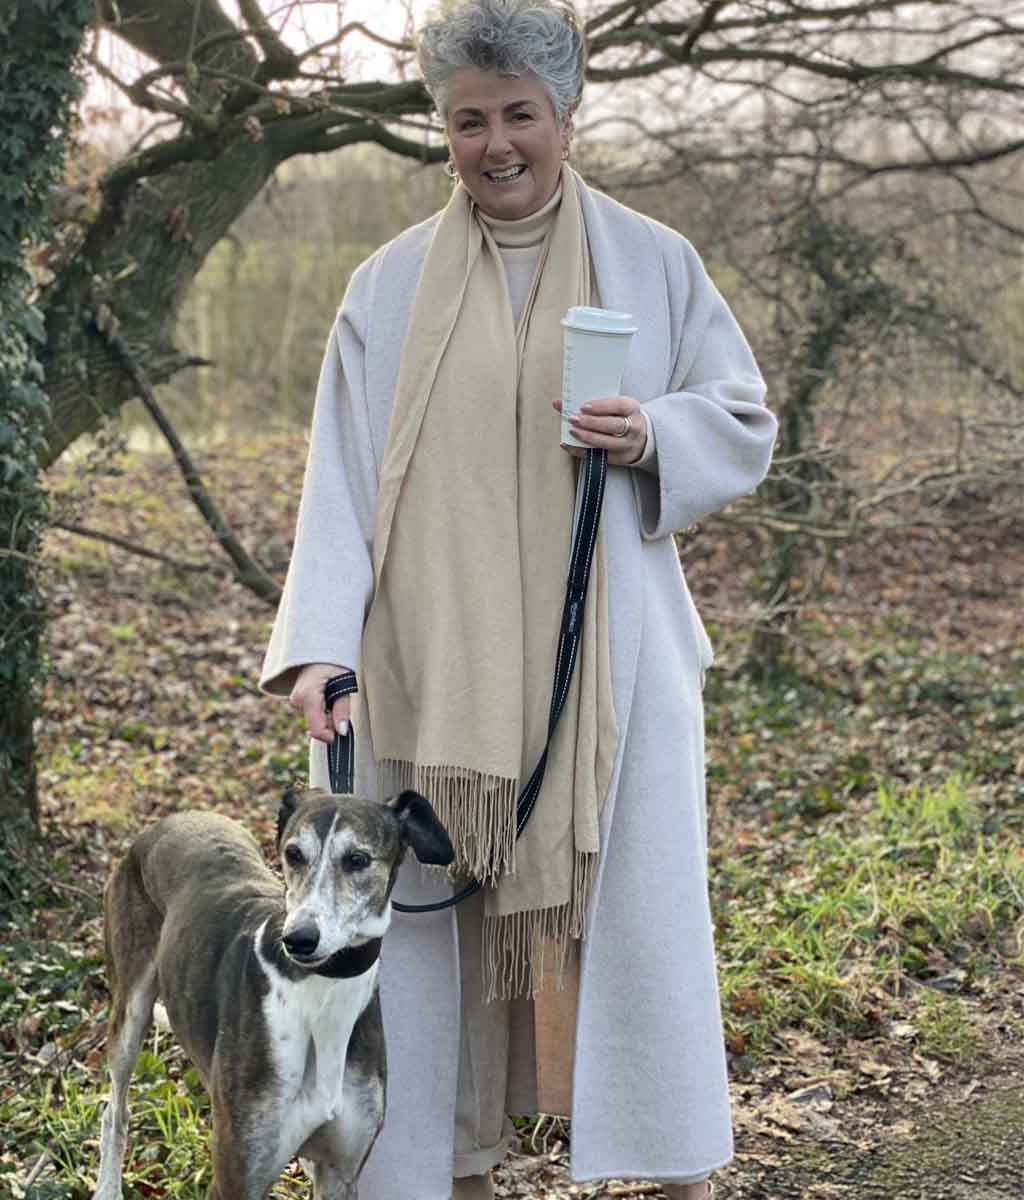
560, 306, 638, 449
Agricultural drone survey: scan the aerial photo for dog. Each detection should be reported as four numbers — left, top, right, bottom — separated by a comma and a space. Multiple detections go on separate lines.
92, 787, 454, 1200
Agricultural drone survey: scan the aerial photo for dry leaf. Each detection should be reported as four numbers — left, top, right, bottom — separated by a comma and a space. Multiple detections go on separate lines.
857, 1059, 892, 1079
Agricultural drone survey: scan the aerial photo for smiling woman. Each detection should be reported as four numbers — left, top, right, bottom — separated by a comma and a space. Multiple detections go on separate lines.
261, 2, 777, 1199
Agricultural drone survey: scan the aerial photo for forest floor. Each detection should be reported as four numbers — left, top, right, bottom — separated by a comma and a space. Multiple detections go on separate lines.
2, 433, 1022, 1199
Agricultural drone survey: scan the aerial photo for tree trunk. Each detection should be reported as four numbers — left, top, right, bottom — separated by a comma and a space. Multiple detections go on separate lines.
746, 213, 867, 680
0, 0, 92, 827
38, 0, 442, 466
40, 136, 283, 464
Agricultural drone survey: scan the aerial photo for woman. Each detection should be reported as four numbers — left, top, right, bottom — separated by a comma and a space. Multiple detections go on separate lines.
261, 2, 777, 1198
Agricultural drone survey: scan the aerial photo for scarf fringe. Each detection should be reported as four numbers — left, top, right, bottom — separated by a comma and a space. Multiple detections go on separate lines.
378, 759, 518, 884
483, 849, 597, 1000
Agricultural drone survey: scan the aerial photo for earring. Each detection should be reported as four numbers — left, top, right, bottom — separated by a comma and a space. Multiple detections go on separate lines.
444, 157, 459, 180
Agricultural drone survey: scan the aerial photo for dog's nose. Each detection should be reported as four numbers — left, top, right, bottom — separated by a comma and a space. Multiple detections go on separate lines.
283, 924, 320, 959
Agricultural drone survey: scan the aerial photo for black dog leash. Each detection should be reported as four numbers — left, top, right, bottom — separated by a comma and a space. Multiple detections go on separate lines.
324, 446, 608, 915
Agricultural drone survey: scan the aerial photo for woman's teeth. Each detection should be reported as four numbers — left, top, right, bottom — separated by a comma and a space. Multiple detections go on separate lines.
486, 165, 526, 182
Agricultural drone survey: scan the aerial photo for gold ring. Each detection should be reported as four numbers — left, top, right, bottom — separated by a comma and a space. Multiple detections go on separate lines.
615, 415, 632, 439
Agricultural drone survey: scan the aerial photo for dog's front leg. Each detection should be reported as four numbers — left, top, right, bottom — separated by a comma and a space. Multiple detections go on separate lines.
301, 1158, 359, 1200
206, 1107, 290, 1200
300, 994, 386, 1200
299, 1088, 383, 1200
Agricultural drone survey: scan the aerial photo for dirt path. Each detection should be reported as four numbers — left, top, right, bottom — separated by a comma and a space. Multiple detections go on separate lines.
489, 1071, 1024, 1199
726, 1083, 1024, 1198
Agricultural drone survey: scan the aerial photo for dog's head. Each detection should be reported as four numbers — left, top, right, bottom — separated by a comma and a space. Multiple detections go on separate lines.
274, 787, 453, 970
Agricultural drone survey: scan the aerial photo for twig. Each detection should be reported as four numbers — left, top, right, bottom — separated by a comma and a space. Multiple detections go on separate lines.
23, 1151, 52, 1188
677, 0, 729, 62
51, 521, 220, 576
299, 20, 414, 62
0, 548, 40, 565
44, 876, 100, 904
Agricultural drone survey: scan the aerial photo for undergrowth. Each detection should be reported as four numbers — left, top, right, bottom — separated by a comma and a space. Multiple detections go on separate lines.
1, 439, 1019, 1195
713, 772, 1024, 1058
4, 766, 1021, 1196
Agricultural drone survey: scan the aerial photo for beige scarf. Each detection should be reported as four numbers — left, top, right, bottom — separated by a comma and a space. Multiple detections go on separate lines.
361, 165, 617, 997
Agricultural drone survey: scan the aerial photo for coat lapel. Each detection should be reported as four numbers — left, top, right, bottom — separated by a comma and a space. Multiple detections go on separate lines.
575, 172, 673, 405
573, 177, 671, 835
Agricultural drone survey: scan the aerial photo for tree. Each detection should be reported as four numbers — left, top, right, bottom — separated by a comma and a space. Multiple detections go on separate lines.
38, 1, 1024, 465
0, 0, 92, 826
5, 0, 1022, 824
582, 2, 1024, 674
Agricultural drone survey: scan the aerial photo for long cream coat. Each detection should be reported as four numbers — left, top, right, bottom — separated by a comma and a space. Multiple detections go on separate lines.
261, 175, 777, 1195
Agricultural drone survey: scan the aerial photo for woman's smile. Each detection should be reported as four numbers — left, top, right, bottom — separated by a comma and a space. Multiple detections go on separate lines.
483, 164, 528, 182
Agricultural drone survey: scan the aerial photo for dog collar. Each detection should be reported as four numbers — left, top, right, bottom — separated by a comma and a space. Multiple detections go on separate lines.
314, 937, 382, 979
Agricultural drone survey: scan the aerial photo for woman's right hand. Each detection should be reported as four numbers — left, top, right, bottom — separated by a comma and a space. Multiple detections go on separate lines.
289, 662, 353, 744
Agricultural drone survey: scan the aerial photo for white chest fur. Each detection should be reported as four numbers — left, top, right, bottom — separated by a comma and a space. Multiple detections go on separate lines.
254, 926, 379, 1157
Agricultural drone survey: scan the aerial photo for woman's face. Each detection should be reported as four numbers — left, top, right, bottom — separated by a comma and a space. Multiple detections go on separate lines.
445, 68, 569, 220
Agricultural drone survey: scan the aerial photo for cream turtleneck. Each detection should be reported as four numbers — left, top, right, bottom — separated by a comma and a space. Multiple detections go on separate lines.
477, 183, 656, 470
479, 184, 561, 323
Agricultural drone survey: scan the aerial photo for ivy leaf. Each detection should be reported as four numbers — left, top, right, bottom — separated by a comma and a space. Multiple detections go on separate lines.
19, 307, 46, 345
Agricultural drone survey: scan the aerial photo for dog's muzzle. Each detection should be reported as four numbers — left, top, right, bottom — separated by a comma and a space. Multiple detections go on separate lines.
281, 927, 383, 978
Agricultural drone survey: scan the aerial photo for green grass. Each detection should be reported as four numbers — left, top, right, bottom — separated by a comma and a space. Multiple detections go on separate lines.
9, 484, 1024, 1196
5, 772, 1021, 1195
913, 990, 981, 1065
714, 773, 1024, 1058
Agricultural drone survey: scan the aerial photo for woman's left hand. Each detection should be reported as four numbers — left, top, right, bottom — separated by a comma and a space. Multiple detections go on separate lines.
553, 395, 647, 467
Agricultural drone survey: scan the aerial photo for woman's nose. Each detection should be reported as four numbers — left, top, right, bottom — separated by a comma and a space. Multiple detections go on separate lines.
484, 123, 514, 159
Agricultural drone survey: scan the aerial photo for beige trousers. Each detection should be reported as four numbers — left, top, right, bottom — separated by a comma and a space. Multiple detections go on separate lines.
453, 888, 537, 1178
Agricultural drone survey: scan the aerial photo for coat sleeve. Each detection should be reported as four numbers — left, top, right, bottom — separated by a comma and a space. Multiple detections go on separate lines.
260, 264, 379, 696
631, 237, 777, 539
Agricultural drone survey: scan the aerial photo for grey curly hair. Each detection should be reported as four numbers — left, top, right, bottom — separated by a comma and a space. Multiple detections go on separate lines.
417, 0, 586, 122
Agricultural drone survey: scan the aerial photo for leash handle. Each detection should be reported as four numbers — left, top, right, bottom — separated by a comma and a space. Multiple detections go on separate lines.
323, 448, 608, 916
324, 669, 358, 795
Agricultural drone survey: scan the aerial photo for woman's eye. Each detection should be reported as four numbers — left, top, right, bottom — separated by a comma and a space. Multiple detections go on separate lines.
284, 845, 305, 868
343, 851, 371, 872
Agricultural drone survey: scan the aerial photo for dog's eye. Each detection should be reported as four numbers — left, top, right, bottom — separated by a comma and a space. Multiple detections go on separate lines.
342, 851, 371, 872
284, 844, 306, 868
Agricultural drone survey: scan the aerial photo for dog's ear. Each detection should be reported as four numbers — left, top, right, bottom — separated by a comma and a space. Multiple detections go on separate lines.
277, 788, 301, 848
386, 790, 455, 866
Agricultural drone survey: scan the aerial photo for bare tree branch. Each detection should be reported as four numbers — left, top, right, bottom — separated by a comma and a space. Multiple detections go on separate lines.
584, 1, 664, 39
86, 317, 281, 606
590, 42, 1024, 90
236, 0, 300, 81
678, 0, 731, 60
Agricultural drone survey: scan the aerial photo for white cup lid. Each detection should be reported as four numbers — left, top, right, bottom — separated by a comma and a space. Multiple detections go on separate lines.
561, 305, 638, 335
